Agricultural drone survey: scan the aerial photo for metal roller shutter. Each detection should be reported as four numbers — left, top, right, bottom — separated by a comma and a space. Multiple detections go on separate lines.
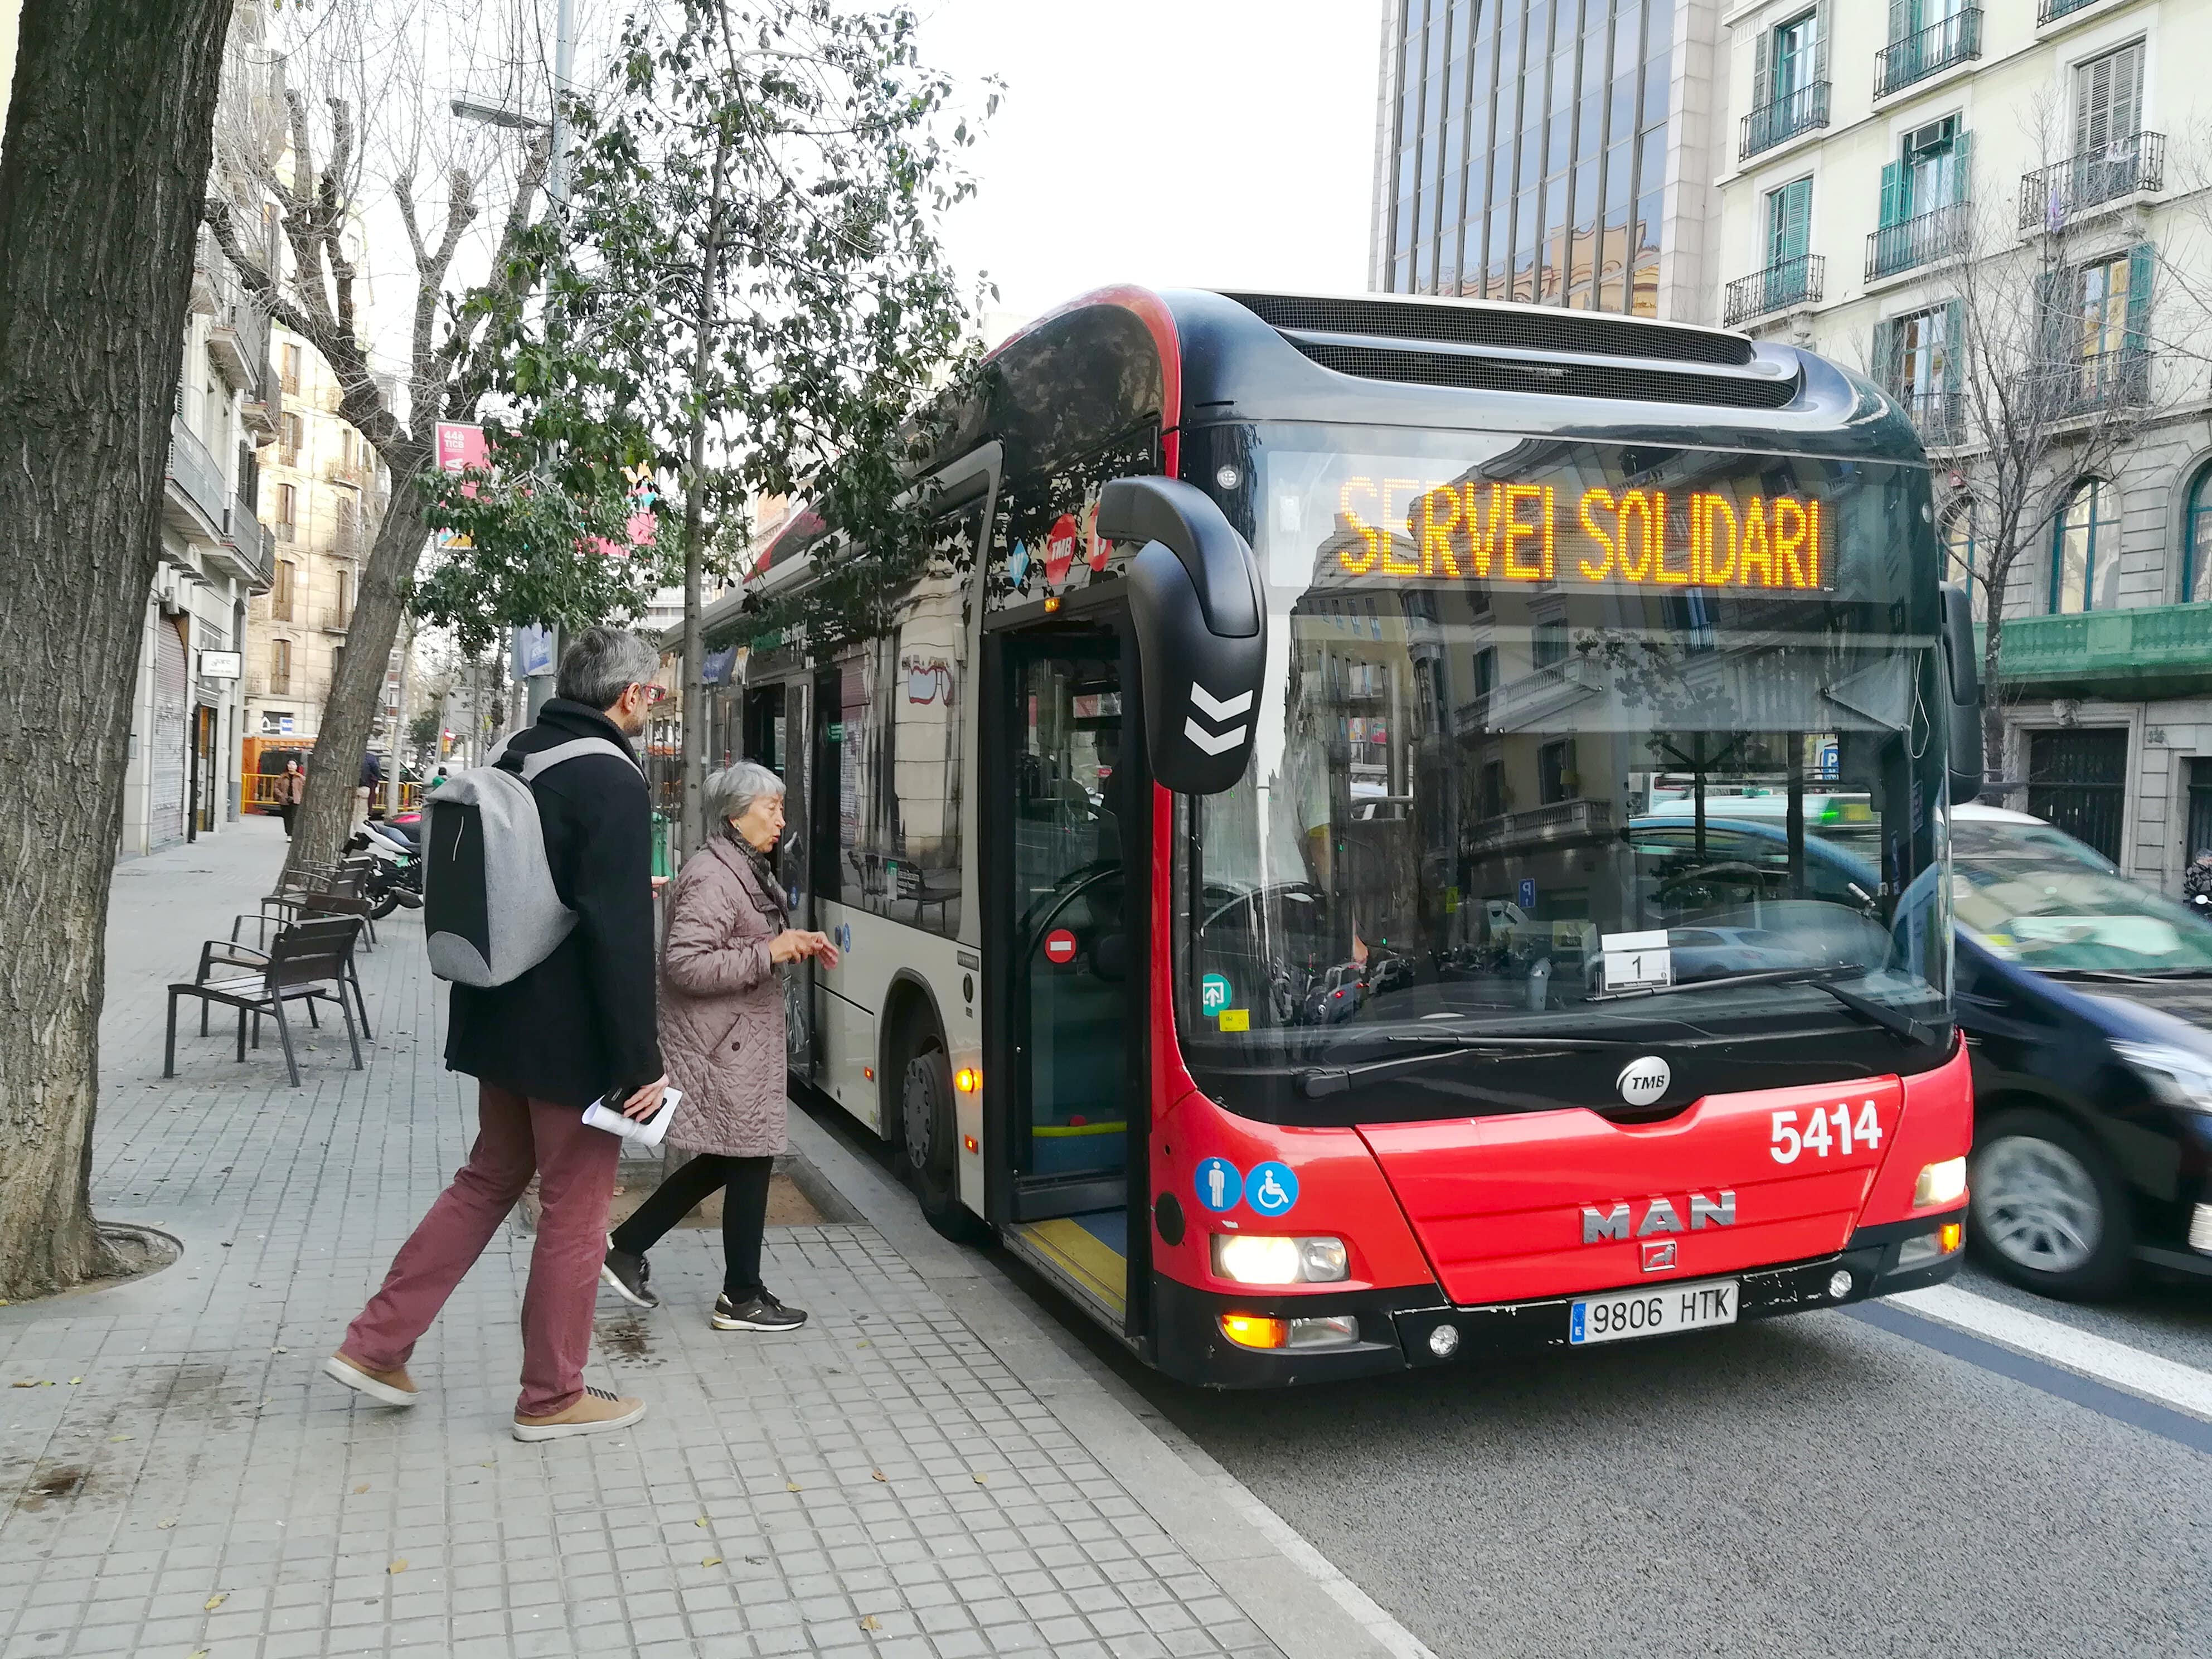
150, 618, 188, 850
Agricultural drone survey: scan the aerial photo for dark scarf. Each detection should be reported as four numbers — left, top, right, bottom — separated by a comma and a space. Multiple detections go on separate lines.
727, 828, 789, 930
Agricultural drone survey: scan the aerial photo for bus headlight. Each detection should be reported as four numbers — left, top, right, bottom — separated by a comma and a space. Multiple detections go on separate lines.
1913, 1157, 1967, 1209
1211, 1234, 1349, 1285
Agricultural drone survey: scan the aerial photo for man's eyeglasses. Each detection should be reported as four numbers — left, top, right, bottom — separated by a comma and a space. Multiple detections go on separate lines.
633, 683, 669, 705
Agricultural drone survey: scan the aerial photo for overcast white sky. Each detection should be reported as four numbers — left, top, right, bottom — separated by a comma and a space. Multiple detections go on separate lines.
911, 0, 1386, 329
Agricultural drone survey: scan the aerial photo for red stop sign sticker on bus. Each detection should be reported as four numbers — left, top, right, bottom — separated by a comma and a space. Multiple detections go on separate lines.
1044, 929, 1078, 966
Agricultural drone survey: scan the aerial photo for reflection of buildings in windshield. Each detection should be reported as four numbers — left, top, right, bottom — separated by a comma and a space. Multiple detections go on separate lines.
1204, 442, 1944, 1032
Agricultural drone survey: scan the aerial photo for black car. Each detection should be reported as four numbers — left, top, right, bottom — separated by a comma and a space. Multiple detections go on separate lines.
1948, 808, 2212, 1298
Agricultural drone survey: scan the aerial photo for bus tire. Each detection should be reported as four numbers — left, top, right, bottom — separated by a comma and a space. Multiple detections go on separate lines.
900, 1038, 986, 1244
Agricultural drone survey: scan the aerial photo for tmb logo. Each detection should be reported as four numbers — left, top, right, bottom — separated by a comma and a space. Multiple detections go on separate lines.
1582, 1190, 1736, 1244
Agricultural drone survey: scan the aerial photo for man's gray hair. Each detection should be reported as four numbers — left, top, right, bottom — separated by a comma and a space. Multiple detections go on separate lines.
705, 760, 785, 830
556, 626, 662, 710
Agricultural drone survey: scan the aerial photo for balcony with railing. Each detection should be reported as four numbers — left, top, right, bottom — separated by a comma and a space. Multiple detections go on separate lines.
1987, 601, 2212, 698
1740, 81, 1830, 159
318, 604, 352, 635
162, 413, 229, 540
2018, 132, 2165, 230
1897, 388, 1965, 448
1723, 254, 1825, 328
1866, 201, 1970, 281
2039, 0, 2102, 22
2053, 348, 2151, 415
1464, 798, 1615, 857
209, 484, 274, 591
1875, 8, 1981, 98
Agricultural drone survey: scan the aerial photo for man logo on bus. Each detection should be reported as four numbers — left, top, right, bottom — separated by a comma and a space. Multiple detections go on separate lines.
1195, 1157, 1241, 1214
1582, 1190, 1737, 1244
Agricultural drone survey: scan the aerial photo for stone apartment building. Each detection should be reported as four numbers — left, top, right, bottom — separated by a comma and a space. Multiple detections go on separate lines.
241, 327, 389, 782
1714, 0, 2212, 890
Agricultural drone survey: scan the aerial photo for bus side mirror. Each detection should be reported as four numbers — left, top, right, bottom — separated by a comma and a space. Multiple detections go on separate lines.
1098, 477, 1268, 796
1941, 582, 1982, 805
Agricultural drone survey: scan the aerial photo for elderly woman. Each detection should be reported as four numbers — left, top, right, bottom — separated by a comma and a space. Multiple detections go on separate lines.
601, 761, 837, 1331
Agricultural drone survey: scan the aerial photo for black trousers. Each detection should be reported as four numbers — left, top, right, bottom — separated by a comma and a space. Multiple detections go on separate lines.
279, 803, 297, 837
610, 1153, 773, 1299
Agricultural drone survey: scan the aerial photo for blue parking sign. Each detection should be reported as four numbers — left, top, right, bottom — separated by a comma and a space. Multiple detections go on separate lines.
1517, 878, 1536, 910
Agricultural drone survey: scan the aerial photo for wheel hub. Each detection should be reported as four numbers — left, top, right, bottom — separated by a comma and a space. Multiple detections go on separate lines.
1974, 1134, 2102, 1274
903, 1061, 933, 1171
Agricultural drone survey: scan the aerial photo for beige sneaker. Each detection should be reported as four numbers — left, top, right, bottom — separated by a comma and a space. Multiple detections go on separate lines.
322, 1351, 419, 1407
511, 1385, 646, 1442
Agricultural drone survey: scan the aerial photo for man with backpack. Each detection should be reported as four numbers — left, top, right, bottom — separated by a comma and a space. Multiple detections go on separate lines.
322, 627, 670, 1441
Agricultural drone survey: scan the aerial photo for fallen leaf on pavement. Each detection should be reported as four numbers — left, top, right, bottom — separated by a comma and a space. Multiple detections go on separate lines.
271, 1346, 287, 1354
860, 1615, 882, 1632
67, 1378, 81, 1385
872, 1470, 886, 1481
205, 1593, 227, 1611
157, 1519, 177, 1530
701, 1556, 721, 1567
8, 1380, 37, 1388
695, 1517, 707, 1527
387, 1559, 407, 1575
353, 1483, 369, 1493
972, 1473, 987, 1485
786, 1482, 802, 1492
109, 1434, 132, 1442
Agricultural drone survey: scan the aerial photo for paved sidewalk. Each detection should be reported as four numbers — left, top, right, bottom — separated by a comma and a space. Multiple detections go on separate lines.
0, 822, 1385, 1659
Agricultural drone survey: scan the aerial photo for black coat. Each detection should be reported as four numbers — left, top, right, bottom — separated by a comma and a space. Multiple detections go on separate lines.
444, 698, 663, 1108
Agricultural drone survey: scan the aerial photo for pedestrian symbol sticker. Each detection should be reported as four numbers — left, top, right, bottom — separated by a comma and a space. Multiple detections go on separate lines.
1246, 1161, 1298, 1217
1044, 929, 1078, 966
1201, 973, 1232, 1016
1194, 1157, 1241, 1213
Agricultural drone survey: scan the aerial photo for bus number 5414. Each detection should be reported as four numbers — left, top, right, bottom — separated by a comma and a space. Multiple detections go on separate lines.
1770, 1102, 1883, 1164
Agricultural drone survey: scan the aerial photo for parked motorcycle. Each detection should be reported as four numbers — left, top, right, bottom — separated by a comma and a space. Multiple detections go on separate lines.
346, 819, 424, 919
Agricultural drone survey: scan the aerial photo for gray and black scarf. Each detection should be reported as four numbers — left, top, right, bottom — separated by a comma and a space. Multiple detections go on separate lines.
727, 827, 789, 931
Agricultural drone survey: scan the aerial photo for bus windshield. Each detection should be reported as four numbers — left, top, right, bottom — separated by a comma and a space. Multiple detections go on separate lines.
1178, 423, 1951, 1066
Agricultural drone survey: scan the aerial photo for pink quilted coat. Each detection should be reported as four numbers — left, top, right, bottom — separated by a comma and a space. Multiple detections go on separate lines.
657, 835, 788, 1158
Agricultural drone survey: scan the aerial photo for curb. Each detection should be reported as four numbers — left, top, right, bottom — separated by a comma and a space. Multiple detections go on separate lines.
783, 1097, 1439, 1659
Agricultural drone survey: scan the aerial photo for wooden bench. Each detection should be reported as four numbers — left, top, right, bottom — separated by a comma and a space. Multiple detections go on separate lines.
166, 916, 366, 1088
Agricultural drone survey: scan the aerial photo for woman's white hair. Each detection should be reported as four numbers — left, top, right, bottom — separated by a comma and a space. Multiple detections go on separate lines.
705, 760, 785, 829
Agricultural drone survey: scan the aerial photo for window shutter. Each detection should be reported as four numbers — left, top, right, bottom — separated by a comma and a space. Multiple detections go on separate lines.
1753, 26, 1773, 113
1941, 299, 1963, 392
1879, 159, 1905, 229
1813, 2, 1832, 79
2123, 240, 2153, 397
1888, 0, 1913, 48
1951, 128, 1972, 204
1870, 317, 1898, 394
2113, 43, 2145, 146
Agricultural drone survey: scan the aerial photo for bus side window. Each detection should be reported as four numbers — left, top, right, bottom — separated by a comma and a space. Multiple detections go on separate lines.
882, 503, 982, 938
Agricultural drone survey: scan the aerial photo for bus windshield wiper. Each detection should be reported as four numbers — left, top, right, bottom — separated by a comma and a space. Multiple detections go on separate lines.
1596, 963, 1940, 1046
1295, 1031, 1629, 1099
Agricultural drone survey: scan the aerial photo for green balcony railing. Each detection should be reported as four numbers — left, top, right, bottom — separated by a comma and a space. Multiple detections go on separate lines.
1983, 603, 2212, 697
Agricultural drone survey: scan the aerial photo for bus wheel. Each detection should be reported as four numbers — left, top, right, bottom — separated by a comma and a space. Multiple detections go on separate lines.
900, 1039, 985, 1243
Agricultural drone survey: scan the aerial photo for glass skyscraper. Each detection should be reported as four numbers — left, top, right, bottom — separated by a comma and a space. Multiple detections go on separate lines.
1370, 0, 1719, 320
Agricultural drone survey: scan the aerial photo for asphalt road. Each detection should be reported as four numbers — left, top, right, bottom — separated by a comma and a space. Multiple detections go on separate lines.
1120, 1261, 2211, 1659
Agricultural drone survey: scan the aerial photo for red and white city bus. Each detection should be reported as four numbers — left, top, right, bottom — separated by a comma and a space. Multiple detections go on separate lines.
681, 287, 1982, 1385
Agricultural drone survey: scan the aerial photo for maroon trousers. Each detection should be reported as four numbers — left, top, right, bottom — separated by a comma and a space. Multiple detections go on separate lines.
343, 1081, 619, 1417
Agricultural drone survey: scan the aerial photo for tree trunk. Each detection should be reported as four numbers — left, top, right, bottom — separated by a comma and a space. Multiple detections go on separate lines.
0, 0, 236, 1298
285, 473, 429, 875
1982, 604, 2010, 808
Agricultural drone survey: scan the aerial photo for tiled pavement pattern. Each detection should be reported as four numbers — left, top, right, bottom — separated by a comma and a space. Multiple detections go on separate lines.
0, 821, 1283, 1659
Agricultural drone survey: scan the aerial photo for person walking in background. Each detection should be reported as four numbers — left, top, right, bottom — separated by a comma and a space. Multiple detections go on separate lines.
322, 627, 670, 1440
600, 761, 837, 1332
276, 758, 304, 838
2186, 848, 2212, 906
355, 749, 381, 829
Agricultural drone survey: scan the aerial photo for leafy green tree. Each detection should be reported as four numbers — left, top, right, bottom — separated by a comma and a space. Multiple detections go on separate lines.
452, 0, 988, 852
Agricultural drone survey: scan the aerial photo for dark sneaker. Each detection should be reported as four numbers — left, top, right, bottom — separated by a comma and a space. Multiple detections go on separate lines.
600, 1238, 659, 1309
712, 1289, 807, 1332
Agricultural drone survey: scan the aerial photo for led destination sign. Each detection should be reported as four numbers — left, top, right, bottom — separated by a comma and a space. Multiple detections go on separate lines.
1332, 476, 1827, 593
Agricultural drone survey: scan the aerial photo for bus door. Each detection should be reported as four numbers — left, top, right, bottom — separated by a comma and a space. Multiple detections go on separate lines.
987, 623, 1149, 1336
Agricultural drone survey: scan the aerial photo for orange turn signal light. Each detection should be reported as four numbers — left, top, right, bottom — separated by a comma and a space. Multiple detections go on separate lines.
864, 1066, 874, 1081
1939, 1221, 1964, 1255
963, 1134, 979, 1154
1218, 1314, 1288, 1351
955, 1067, 980, 1093
1043, 596, 1062, 613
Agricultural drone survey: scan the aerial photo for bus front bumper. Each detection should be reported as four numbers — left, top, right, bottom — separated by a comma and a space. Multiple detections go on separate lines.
1152, 1212, 1966, 1389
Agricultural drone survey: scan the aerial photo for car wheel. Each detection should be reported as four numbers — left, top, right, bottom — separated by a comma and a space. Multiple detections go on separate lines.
1968, 1107, 2133, 1300
900, 1037, 987, 1244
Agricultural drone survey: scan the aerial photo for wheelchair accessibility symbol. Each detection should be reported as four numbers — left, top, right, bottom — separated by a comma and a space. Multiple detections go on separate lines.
1246, 1161, 1298, 1217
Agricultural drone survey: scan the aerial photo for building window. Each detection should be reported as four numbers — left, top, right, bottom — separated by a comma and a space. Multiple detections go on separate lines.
270, 637, 291, 694
1538, 738, 1577, 806
275, 482, 297, 542
2184, 466, 2212, 604
280, 342, 302, 395
1744, 8, 1828, 157
2074, 41, 2145, 161
1478, 758, 1505, 820
1875, 302, 1960, 443
2050, 477, 2119, 614
279, 411, 303, 466
272, 559, 295, 623
1532, 618, 1569, 670
1942, 500, 1984, 619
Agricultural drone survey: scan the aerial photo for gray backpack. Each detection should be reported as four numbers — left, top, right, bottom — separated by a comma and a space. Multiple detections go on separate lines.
421, 735, 637, 987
